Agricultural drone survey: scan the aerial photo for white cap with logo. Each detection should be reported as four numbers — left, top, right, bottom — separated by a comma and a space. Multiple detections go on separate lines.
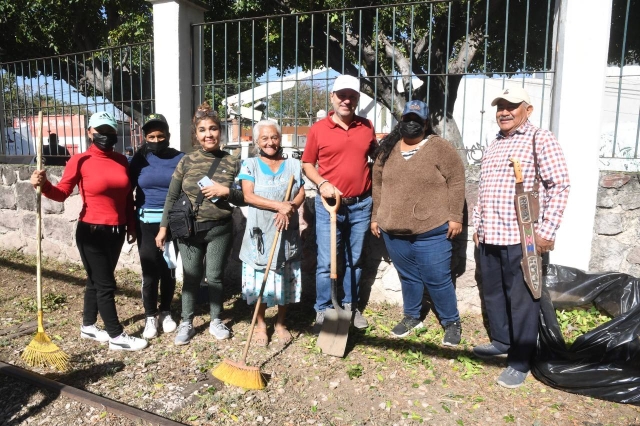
491, 86, 531, 106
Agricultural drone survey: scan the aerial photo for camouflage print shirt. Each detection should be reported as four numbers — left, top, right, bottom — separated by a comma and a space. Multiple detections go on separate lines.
160, 148, 244, 227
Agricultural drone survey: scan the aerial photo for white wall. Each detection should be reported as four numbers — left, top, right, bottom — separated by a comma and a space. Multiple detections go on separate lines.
149, 0, 207, 154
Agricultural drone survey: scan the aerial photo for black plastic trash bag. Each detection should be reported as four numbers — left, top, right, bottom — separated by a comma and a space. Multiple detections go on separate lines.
532, 264, 640, 405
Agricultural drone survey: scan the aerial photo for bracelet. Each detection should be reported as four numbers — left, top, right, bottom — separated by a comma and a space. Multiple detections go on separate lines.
317, 179, 329, 189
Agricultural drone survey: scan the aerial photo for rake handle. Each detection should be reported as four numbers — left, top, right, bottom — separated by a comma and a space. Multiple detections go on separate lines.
241, 175, 295, 364
35, 112, 44, 328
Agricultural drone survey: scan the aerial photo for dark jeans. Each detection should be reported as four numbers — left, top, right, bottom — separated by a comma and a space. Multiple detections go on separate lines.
382, 223, 460, 325
314, 194, 372, 312
479, 243, 541, 373
177, 220, 233, 322
136, 221, 176, 317
76, 221, 126, 338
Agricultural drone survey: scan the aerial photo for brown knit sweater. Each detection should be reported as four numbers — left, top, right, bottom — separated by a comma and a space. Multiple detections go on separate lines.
371, 135, 465, 235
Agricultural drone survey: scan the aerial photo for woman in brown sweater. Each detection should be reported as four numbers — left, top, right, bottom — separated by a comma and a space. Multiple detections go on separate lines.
371, 100, 465, 345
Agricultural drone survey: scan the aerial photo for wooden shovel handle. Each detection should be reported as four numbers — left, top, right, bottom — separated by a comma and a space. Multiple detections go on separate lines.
321, 193, 341, 278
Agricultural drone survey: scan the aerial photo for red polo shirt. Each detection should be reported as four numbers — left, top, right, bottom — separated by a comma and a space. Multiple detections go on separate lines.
302, 111, 376, 197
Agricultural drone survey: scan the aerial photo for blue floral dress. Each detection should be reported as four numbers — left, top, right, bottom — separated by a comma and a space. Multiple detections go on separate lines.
238, 157, 303, 307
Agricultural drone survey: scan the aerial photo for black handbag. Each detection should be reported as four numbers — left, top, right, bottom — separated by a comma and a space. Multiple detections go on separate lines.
167, 157, 221, 240
168, 192, 196, 240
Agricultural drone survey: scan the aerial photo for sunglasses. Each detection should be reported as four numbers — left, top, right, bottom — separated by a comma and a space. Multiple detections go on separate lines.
194, 109, 219, 119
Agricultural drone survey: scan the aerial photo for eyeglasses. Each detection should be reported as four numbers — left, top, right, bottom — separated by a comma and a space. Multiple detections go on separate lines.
194, 109, 219, 119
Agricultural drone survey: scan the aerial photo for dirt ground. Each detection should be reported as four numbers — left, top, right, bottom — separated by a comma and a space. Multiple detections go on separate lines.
1, 250, 639, 426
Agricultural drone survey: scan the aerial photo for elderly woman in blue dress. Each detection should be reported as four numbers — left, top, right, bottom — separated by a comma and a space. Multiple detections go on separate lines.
238, 120, 305, 346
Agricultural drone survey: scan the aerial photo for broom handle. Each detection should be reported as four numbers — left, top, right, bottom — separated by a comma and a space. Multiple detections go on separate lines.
241, 175, 295, 364
35, 112, 44, 328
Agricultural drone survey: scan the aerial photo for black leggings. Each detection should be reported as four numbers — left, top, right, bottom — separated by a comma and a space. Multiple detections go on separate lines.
76, 222, 126, 338
136, 221, 176, 317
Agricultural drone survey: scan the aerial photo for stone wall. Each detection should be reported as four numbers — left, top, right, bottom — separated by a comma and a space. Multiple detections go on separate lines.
3, 164, 635, 315
590, 172, 640, 277
0, 165, 140, 272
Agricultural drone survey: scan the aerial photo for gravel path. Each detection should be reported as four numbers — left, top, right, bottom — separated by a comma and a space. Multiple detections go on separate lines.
1, 251, 638, 426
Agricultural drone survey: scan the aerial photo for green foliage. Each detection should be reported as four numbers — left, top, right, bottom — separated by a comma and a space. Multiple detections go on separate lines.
18, 292, 67, 313
264, 82, 330, 126
0, 0, 153, 60
453, 355, 484, 379
556, 307, 611, 345
346, 363, 364, 379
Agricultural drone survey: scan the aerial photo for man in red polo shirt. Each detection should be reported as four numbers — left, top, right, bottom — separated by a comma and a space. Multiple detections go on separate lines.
302, 74, 377, 334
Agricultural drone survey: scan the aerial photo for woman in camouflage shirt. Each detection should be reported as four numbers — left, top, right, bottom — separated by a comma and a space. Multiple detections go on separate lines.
157, 103, 244, 346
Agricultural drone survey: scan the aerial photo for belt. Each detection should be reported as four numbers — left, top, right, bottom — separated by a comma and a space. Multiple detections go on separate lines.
79, 222, 127, 234
341, 190, 372, 206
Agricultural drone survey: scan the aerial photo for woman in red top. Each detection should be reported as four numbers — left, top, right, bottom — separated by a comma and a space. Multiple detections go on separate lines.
30, 111, 147, 352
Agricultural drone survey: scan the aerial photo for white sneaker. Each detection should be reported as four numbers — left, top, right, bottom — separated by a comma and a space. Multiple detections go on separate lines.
109, 332, 148, 351
209, 318, 230, 340
159, 311, 177, 333
80, 324, 110, 342
142, 317, 158, 339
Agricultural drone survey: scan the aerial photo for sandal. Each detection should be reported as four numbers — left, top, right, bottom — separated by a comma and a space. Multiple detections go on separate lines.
274, 325, 293, 345
252, 326, 269, 347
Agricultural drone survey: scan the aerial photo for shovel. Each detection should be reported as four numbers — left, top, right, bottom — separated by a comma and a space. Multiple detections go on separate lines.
317, 192, 351, 357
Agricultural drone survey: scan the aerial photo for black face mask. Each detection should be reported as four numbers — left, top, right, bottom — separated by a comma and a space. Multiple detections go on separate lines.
398, 120, 425, 139
92, 133, 118, 151
259, 146, 284, 159
146, 140, 169, 154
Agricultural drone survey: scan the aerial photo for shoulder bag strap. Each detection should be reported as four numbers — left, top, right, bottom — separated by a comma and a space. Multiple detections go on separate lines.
193, 156, 222, 216
531, 130, 541, 192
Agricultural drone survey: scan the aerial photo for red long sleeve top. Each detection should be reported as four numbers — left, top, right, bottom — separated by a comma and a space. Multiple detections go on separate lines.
41, 145, 135, 230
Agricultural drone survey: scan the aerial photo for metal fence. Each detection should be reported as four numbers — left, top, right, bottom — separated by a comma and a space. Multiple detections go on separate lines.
192, 0, 556, 163
600, 0, 640, 168
0, 42, 154, 163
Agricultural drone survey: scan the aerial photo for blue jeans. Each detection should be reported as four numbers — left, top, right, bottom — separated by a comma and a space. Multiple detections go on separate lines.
382, 223, 460, 326
314, 194, 372, 312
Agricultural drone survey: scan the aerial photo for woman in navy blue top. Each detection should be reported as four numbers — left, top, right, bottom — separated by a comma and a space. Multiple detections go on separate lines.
129, 114, 184, 339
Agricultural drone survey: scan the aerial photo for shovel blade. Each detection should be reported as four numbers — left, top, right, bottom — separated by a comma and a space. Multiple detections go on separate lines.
317, 307, 351, 357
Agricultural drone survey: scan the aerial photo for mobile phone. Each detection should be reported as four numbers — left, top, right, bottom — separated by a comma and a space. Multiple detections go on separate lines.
197, 176, 214, 189
197, 176, 218, 202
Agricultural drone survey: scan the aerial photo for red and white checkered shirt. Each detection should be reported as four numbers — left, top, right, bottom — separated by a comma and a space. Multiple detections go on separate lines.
472, 120, 570, 245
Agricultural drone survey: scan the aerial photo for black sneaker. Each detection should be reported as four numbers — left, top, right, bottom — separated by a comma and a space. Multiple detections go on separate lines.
442, 320, 462, 346
391, 316, 423, 338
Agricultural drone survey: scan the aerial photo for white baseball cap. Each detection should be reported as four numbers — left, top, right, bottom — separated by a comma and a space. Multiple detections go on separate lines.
332, 75, 360, 93
491, 86, 531, 106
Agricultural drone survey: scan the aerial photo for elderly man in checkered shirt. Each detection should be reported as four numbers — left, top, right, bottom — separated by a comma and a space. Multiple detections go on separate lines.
472, 86, 570, 388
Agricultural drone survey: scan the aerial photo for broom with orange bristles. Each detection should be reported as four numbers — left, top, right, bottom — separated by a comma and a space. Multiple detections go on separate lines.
21, 111, 70, 371
212, 175, 295, 389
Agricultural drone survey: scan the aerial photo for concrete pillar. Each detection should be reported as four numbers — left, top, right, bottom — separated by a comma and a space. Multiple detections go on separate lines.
147, 0, 208, 153
550, 0, 613, 270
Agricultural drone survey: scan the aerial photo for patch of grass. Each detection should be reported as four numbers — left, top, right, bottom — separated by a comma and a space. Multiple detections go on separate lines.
454, 355, 484, 379
401, 349, 434, 370
503, 413, 515, 423
347, 363, 364, 379
556, 307, 611, 345
17, 291, 67, 313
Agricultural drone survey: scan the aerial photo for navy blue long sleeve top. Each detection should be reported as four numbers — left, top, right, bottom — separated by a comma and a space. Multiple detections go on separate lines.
129, 148, 185, 212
